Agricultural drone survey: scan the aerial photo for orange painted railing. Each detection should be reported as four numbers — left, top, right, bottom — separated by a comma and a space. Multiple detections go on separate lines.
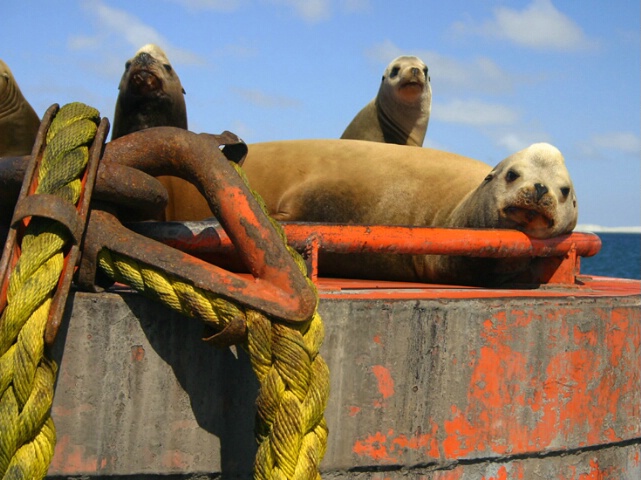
129, 222, 602, 286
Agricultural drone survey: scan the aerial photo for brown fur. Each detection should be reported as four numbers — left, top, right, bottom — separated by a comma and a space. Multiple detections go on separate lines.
163, 140, 578, 285
111, 44, 190, 221
0, 59, 40, 157
341, 56, 431, 147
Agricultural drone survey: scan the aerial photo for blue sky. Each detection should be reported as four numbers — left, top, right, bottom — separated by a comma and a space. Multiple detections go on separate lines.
2, 0, 639, 227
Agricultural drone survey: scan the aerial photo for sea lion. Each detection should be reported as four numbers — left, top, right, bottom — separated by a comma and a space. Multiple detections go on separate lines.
422, 142, 578, 285
161, 140, 578, 285
340, 56, 431, 147
111, 44, 189, 221
111, 44, 187, 140
0, 59, 40, 157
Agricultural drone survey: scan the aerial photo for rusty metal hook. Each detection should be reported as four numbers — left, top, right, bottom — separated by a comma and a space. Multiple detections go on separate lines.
78, 127, 316, 324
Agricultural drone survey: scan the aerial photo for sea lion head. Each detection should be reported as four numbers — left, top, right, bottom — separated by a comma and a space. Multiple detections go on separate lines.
112, 44, 187, 139
476, 143, 578, 238
379, 55, 431, 107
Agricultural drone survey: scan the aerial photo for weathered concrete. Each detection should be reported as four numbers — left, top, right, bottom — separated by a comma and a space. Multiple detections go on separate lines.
47, 280, 641, 478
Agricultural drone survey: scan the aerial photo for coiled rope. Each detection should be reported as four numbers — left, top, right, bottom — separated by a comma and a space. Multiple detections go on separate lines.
1, 101, 328, 479
98, 162, 329, 479
0, 102, 100, 479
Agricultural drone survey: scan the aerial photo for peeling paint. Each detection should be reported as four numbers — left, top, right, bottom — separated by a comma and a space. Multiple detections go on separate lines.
372, 365, 395, 400
353, 304, 640, 466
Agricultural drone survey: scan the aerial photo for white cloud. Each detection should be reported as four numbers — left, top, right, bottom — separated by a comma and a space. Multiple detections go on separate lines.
452, 0, 598, 51
233, 87, 301, 108
495, 131, 552, 153
592, 132, 641, 154
263, 0, 369, 22
366, 40, 518, 94
163, 0, 244, 11
266, 0, 331, 23
582, 131, 641, 157
433, 99, 519, 126
71, 0, 204, 66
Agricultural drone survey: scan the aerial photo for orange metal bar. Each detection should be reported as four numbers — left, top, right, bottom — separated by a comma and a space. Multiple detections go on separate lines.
128, 221, 602, 286
130, 222, 601, 259
281, 224, 601, 258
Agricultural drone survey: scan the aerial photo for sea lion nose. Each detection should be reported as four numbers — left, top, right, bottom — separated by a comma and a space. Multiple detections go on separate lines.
411, 67, 420, 76
136, 52, 152, 65
534, 183, 548, 201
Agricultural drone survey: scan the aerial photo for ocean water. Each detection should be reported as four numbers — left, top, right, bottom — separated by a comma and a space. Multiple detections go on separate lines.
580, 233, 641, 280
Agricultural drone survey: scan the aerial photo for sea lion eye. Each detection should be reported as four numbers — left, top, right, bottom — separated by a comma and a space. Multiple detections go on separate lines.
423, 67, 428, 79
390, 66, 400, 78
505, 170, 520, 183
560, 187, 570, 198
164, 64, 173, 73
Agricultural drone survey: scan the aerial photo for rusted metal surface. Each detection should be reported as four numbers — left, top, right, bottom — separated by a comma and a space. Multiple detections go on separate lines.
0, 155, 169, 220
79, 207, 313, 327
92, 162, 169, 219
72, 127, 316, 323
128, 220, 602, 285
1, 126, 316, 324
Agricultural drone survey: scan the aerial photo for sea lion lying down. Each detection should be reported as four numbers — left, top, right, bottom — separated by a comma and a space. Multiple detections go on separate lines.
161, 139, 578, 285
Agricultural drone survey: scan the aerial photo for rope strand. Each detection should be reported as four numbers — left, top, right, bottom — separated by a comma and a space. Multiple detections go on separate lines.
0, 102, 100, 479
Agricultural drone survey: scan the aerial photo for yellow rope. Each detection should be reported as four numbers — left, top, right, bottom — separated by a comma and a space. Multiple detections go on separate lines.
0, 102, 99, 479
97, 162, 330, 479
1, 101, 328, 477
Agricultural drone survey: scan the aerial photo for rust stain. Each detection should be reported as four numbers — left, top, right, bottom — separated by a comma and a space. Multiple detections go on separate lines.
52, 402, 93, 417
131, 344, 145, 362
160, 449, 193, 469
371, 365, 395, 400
50, 434, 111, 473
